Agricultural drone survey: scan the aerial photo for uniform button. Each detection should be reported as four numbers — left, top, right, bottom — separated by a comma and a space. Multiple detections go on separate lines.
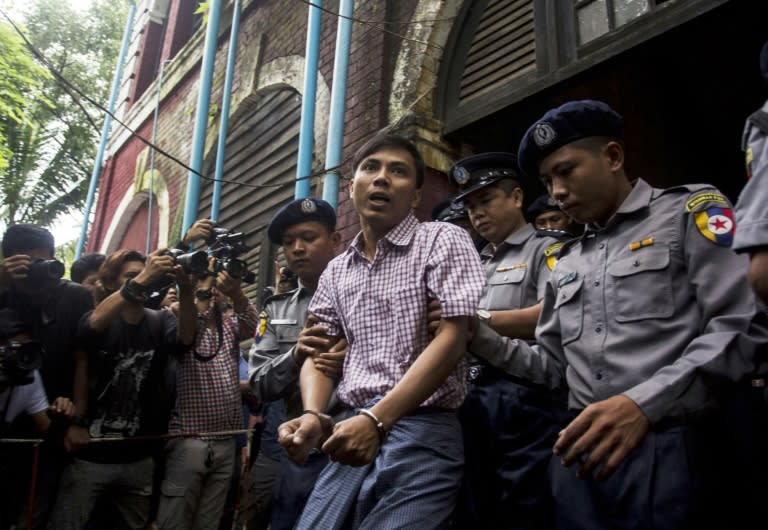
594, 280, 600, 286
599, 243, 606, 249
633, 260, 640, 267
596, 372, 603, 380
595, 326, 602, 333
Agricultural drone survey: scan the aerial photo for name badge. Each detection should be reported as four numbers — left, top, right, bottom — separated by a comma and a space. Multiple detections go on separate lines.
557, 271, 578, 287
270, 319, 297, 325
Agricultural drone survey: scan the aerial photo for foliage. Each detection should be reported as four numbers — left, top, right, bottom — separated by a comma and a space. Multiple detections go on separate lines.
0, 0, 127, 235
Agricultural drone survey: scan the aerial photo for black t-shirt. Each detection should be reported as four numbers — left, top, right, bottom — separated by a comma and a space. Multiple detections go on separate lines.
0, 280, 93, 400
77, 308, 185, 463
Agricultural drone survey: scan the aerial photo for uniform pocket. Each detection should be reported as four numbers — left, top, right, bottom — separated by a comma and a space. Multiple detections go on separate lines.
554, 274, 584, 345
608, 247, 674, 322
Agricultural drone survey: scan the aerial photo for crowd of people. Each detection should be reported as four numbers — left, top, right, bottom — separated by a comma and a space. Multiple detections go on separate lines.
1, 79, 768, 530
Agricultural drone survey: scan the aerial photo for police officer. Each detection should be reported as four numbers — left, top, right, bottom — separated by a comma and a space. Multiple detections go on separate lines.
470, 99, 768, 529
431, 195, 485, 251
734, 41, 768, 302
446, 153, 567, 529
527, 193, 579, 237
246, 197, 344, 530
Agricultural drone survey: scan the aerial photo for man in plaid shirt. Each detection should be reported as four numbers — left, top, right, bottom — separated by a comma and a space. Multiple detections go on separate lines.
278, 132, 486, 528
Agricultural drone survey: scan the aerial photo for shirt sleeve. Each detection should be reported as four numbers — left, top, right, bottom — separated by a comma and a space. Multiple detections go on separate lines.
624, 191, 768, 424
248, 302, 301, 402
426, 224, 486, 318
308, 263, 343, 336
734, 104, 768, 251
23, 371, 50, 417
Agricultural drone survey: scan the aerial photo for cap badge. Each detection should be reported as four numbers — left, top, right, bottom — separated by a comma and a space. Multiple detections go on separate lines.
453, 166, 471, 186
301, 198, 317, 214
547, 196, 557, 206
533, 122, 556, 147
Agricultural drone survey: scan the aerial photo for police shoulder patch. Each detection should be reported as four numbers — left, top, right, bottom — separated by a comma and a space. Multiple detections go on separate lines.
694, 207, 735, 247
684, 190, 730, 212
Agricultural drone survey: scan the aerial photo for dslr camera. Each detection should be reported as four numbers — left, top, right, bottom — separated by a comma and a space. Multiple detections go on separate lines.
0, 340, 43, 387
163, 248, 208, 276
206, 227, 255, 283
26, 259, 64, 283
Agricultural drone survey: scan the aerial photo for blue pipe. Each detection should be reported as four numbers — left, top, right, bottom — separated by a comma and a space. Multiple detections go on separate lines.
322, 0, 354, 208
295, 0, 323, 199
182, 0, 224, 235
75, 0, 137, 259
211, 0, 241, 222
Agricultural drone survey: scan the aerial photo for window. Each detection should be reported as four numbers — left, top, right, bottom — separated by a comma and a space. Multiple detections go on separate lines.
575, 0, 672, 44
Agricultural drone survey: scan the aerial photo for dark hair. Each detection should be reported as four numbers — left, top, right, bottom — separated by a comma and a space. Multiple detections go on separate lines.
1, 224, 55, 258
99, 249, 145, 293
352, 132, 426, 188
0, 308, 29, 341
70, 253, 106, 284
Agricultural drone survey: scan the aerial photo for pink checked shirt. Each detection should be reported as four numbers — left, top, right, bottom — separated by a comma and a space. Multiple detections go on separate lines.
309, 213, 485, 409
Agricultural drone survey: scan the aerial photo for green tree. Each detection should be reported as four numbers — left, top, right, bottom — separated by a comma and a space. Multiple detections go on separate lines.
0, 0, 127, 231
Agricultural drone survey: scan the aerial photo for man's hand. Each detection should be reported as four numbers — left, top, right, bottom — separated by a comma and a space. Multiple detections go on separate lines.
239, 380, 260, 410
313, 338, 347, 379
293, 315, 338, 365
553, 395, 650, 481
321, 414, 380, 467
134, 248, 176, 286
278, 413, 327, 464
183, 219, 214, 246
48, 397, 76, 419
0, 254, 32, 286
216, 269, 242, 299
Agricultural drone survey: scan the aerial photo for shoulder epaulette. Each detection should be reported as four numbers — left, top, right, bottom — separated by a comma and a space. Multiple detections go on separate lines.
263, 288, 297, 306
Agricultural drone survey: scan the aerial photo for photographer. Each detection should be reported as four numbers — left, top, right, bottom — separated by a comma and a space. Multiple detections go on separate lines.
0, 224, 92, 528
154, 224, 257, 530
0, 307, 78, 527
48, 248, 196, 529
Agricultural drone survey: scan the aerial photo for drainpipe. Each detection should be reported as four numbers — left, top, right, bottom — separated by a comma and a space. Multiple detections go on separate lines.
322, 0, 354, 209
181, 0, 224, 234
211, 0, 241, 222
146, 59, 172, 255
75, 0, 137, 259
294, 0, 323, 199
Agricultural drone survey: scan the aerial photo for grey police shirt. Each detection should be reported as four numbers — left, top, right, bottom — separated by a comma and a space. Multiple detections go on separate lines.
734, 99, 768, 251
470, 178, 766, 426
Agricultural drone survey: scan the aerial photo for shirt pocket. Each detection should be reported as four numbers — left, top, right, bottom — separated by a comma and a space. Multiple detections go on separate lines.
554, 274, 584, 346
487, 267, 526, 309
274, 322, 300, 354
607, 247, 674, 322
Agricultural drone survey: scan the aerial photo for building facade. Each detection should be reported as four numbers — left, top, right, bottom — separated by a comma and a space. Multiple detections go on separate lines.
87, 0, 767, 298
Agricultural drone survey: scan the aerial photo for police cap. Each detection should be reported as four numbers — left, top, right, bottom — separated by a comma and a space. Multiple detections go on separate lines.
527, 194, 560, 220
431, 196, 468, 223
267, 197, 336, 245
517, 100, 624, 178
449, 152, 521, 201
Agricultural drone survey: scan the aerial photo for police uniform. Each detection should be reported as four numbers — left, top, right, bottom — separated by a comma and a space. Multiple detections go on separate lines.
448, 153, 568, 530
473, 100, 768, 529
246, 197, 338, 530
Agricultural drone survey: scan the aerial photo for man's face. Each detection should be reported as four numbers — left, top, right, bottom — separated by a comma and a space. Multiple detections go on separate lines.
349, 147, 421, 233
534, 209, 571, 231
464, 183, 526, 245
281, 221, 339, 284
538, 141, 623, 226
161, 287, 178, 308
116, 260, 145, 287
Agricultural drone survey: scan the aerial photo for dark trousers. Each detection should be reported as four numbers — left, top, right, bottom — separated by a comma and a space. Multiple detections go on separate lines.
270, 451, 329, 530
453, 372, 568, 530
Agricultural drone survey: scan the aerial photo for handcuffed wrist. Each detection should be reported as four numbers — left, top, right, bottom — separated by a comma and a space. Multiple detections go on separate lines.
357, 408, 387, 443
302, 409, 334, 442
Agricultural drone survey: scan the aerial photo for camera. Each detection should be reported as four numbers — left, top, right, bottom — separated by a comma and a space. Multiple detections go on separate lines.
164, 248, 208, 276
0, 340, 43, 387
27, 259, 64, 283
207, 226, 254, 283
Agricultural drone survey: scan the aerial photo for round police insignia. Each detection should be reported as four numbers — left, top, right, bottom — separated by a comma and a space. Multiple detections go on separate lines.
547, 196, 557, 206
453, 166, 470, 186
301, 198, 317, 214
694, 207, 735, 247
533, 122, 556, 147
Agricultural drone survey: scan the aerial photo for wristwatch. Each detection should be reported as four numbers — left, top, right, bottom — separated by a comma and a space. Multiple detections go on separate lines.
476, 309, 492, 325
195, 288, 213, 300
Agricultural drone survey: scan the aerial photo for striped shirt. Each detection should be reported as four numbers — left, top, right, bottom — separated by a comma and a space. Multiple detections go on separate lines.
168, 301, 257, 437
309, 213, 485, 409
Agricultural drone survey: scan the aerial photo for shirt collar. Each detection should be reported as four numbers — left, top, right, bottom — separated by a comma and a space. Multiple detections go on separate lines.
480, 223, 535, 258
586, 178, 652, 232
349, 212, 419, 256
